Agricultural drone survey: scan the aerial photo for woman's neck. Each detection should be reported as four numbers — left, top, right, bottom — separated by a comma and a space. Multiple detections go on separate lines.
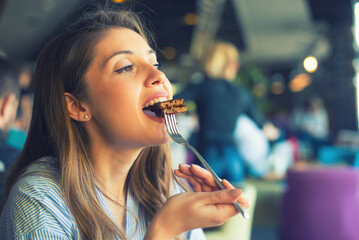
90, 139, 142, 200
84, 120, 143, 199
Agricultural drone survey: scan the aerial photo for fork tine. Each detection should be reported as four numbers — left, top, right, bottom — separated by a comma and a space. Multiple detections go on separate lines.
164, 113, 173, 135
165, 113, 178, 138
169, 114, 179, 135
168, 114, 178, 136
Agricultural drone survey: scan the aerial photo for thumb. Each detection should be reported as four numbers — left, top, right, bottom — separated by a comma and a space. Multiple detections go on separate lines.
206, 189, 242, 204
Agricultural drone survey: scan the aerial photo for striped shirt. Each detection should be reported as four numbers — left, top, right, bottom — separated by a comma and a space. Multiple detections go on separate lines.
0, 157, 206, 239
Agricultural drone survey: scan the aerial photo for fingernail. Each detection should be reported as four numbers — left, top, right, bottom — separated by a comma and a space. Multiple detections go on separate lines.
229, 189, 241, 198
179, 163, 189, 168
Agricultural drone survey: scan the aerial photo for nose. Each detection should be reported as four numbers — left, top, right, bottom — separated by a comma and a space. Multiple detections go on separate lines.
144, 65, 167, 87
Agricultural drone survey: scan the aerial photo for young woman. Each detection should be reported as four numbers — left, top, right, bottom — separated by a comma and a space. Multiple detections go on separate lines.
0, 7, 249, 240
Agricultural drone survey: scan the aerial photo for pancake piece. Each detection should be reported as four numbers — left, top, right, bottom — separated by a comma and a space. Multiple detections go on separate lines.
143, 98, 187, 117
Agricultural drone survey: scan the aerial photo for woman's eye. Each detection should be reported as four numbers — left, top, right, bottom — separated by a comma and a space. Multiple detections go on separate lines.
153, 63, 162, 69
115, 65, 134, 73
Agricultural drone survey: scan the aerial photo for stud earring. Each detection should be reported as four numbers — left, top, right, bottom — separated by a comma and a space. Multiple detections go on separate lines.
84, 114, 89, 119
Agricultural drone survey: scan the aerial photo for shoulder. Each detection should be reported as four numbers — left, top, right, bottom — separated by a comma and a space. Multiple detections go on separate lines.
15, 157, 62, 199
0, 157, 80, 239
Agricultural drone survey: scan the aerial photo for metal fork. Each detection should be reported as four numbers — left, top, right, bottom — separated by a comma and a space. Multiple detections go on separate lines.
164, 113, 249, 219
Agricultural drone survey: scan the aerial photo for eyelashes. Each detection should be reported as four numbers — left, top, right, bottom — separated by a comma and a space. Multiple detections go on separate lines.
153, 62, 162, 70
115, 65, 134, 74
115, 63, 162, 74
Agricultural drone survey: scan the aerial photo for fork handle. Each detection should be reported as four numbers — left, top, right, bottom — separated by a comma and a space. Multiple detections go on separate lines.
186, 144, 249, 219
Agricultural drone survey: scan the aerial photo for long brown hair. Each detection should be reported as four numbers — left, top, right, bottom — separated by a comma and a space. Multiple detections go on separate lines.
3, 7, 179, 240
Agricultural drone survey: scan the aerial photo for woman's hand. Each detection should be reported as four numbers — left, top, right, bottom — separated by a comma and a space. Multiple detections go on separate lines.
145, 188, 243, 240
144, 164, 250, 240
174, 164, 250, 208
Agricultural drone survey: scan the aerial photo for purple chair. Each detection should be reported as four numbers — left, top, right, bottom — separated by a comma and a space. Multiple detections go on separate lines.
280, 167, 359, 240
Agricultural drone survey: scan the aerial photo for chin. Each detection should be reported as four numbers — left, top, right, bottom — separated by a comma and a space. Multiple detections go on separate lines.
138, 127, 172, 147
155, 137, 172, 146
147, 135, 172, 147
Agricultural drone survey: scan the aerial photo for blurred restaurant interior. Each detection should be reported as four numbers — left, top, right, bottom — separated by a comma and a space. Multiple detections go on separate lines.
1, 0, 359, 239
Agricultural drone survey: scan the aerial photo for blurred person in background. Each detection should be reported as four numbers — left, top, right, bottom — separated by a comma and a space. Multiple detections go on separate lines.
0, 7, 249, 239
0, 56, 20, 172
15, 66, 33, 132
290, 94, 330, 160
175, 41, 269, 183
6, 66, 33, 150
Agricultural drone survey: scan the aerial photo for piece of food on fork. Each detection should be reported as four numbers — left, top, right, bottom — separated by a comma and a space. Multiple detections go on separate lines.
143, 98, 187, 117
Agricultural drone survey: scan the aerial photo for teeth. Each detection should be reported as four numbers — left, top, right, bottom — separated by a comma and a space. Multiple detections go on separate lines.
144, 97, 167, 107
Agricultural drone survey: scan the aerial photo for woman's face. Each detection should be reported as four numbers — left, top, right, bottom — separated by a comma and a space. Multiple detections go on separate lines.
84, 27, 173, 150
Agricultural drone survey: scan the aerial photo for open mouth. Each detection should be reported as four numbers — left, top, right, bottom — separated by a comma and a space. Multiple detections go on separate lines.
143, 97, 168, 118
143, 98, 187, 117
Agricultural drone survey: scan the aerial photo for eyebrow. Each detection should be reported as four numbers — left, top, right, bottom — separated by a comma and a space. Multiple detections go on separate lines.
104, 49, 156, 66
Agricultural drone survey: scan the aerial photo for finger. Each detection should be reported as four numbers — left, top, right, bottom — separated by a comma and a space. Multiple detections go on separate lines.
178, 164, 192, 175
174, 169, 190, 179
192, 175, 206, 185
221, 180, 251, 209
174, 169, 203, 191
195, 177, 218, 192
200, 182, 215, 192
222, 179, 235, 189
204, 189, 243, 205
179, 164, 216, 188
237, 197, 251, 209
188, 177, 203, 192
189, 168, 220, 192
176, 169, 218, 192
189, 164, 218, 187
175, 169, 206, 186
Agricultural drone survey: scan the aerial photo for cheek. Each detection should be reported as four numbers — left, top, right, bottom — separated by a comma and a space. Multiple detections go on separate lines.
90, 79, 135, 109
165, 80, 173, 99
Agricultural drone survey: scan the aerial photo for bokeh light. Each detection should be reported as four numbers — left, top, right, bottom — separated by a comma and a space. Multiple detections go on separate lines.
184, 13, 197, 26
303, 56, 318, 73
289, 73, 312, 92
163, 46, 177, 60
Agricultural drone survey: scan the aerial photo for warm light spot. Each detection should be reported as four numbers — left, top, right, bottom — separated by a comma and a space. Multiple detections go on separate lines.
303, 56, 318, 73
289, 73, 312, 92
184, 13, 197, 26
163, 46, 177, 60
112, 0, 126, 3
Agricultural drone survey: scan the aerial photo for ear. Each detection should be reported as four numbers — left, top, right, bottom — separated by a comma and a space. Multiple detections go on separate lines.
64, 93, 91, 122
